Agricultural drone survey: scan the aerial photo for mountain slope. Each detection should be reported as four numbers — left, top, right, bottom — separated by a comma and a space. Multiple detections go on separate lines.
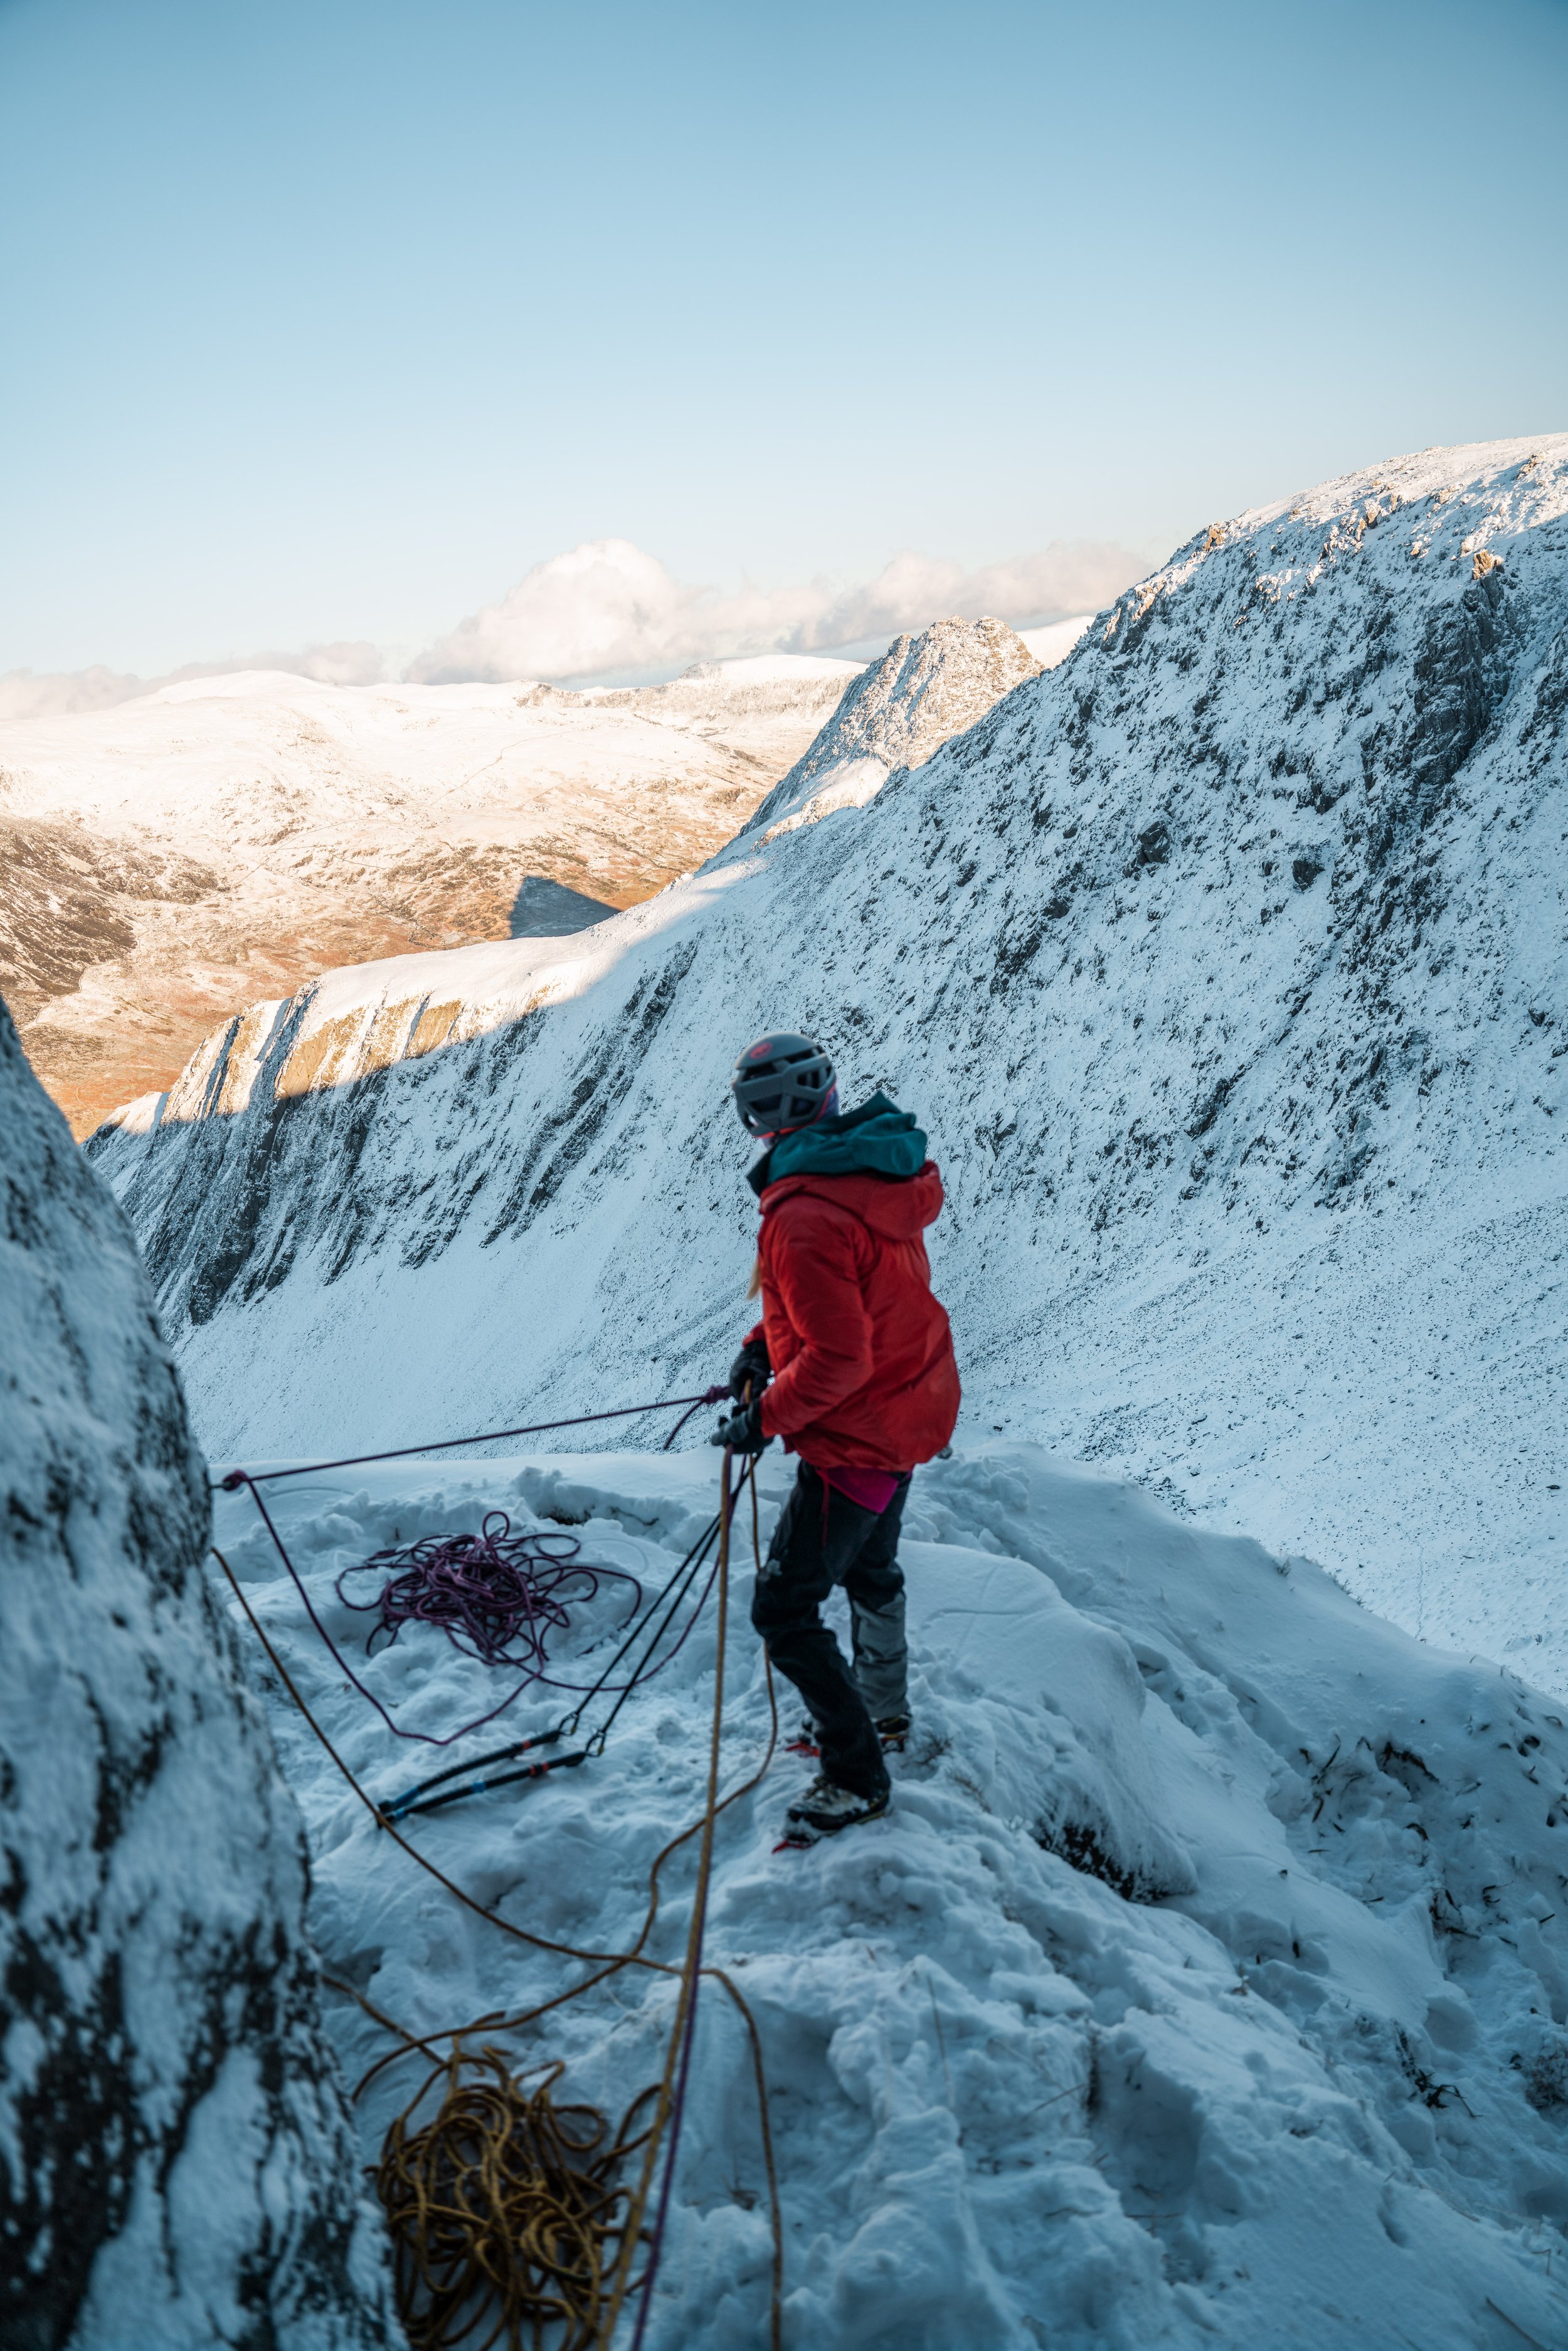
93, 435, 1568, 1687
735, 615, 1041, 843
1, 655, 859, 1133
0, 1000, 396, 2347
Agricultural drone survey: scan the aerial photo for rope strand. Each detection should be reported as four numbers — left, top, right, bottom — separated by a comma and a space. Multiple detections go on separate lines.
599, 1451, 734, 2350
220, 1386, 729, 1490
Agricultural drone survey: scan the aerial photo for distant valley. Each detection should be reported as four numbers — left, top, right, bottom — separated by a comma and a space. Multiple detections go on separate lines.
0, 654, 859, 1131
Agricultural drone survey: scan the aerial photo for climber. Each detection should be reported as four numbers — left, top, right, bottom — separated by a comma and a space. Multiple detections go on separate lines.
711, 1032, 960, 1840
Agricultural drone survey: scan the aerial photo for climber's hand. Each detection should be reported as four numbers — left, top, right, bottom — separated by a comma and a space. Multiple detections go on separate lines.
711, 1400, 767, 1454
728, 1335, 770, 1401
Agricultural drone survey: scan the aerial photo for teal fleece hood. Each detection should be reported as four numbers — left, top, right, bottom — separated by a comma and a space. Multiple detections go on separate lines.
747, 1091, 928, 1197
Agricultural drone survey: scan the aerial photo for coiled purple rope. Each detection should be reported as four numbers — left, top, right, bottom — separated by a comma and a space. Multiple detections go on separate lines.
336, 1512, 640, 1673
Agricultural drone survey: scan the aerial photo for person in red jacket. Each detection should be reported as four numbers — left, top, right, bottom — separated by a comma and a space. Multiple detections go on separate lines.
712, 1032, 960, 1840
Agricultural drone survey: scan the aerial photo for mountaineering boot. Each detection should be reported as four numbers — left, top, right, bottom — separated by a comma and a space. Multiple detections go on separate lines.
785, 1717, 820, 1757
781, 1773, 891, 1843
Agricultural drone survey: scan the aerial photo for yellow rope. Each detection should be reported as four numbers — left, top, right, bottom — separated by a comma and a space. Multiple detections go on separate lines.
377, 2049, 655, 2351
593, 1453, 733, 2348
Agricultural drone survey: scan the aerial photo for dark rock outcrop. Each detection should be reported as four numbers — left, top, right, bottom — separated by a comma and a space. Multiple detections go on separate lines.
0, 997, 396, 2348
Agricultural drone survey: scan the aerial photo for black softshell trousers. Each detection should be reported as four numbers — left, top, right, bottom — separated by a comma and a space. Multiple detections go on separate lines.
751, 1463, 911, 1800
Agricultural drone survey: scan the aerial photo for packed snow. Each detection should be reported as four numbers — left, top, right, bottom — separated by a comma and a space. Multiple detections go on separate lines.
93, 436, 1568, 1700
211, 1435, 1568, 2348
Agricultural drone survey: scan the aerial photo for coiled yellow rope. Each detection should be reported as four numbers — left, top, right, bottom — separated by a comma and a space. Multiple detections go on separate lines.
377, 2048, 655, 2351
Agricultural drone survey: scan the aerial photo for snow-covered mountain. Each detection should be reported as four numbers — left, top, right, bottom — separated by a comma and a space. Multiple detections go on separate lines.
0, 1003, 395, 2346
92, 436, 1568, 1697
0, 654, 860, 1135
63, 438, 1568, 2346
734, 616, 1042, 844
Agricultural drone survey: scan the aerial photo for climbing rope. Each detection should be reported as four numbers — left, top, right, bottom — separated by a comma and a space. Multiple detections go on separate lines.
221, 1386, 731, 1757
598, 1446, 736, 2351
218, 1386, 729, 1492
209, 1422, 783, 2351
340, 1515, 635, 1674
382, 1484, 738, 1822
376, 2048, 656, 2351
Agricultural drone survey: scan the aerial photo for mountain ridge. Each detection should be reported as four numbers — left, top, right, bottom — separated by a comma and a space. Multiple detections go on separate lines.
734, 615, 1042, 846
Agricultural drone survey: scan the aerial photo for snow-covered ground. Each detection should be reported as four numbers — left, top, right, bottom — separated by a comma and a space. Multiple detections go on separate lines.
1, 655, 860, 1131
55, 433, 1568, 2340
94, 437, 1568, 1697
212, 1436, 1568, 2349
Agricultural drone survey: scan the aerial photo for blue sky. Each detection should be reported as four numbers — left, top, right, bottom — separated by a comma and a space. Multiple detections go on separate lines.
2, 0, 1565, 679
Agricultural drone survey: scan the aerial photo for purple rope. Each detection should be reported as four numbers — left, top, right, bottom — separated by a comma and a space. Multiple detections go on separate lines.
231, 1478, 728, 1748
238, 1479, 559, 1748
662, 1386, 729, 1450
631, 1948, 704, 2351
337, 1512, 639, 1672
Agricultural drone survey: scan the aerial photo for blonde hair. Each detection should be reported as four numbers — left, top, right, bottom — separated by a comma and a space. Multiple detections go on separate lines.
746, 1253, 763, 1300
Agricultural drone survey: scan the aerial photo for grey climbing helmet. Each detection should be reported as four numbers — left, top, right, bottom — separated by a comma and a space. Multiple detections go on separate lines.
731, 1032, 836, 1138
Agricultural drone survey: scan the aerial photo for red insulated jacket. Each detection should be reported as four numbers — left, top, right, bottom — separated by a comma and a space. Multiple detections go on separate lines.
748, 1162, 961, 1471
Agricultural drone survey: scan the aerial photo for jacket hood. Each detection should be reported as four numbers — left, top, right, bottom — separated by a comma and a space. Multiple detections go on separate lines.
747, 1091, 928, 1196
759, 1157, 945, 1239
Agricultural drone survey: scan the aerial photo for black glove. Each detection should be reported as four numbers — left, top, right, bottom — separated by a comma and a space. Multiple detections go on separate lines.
728, 1334, 771, 1402
711, 1399, 767, 1453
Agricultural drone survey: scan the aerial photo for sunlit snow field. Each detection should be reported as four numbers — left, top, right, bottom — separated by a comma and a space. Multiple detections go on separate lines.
214, 1440, 1568, 2350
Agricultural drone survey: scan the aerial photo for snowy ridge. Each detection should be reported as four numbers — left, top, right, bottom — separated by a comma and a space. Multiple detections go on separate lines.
93, 434, 1568, 1692
0, 1002, 395, 2345
211, 1439, 1568, 2348
87, 619, 1044, 1123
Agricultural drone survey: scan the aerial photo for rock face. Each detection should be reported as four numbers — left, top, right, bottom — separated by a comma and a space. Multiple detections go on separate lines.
0, 657, 859, 1135
0, 999, 395, 2348
91, 435, 1568, 1688
735, 615, 1041, 843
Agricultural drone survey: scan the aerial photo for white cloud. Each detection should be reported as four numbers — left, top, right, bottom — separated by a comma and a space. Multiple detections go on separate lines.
0, 664, 150, 719
0, 640, 385, 721
406, 537, 1147, 686
0, 536, 1147, 718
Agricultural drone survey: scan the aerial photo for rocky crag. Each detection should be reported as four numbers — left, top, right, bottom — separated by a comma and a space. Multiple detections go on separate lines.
92, 437, 1568, 1687
0, 999, 396, 2348
734, 614, 1041, 842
